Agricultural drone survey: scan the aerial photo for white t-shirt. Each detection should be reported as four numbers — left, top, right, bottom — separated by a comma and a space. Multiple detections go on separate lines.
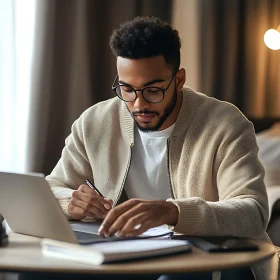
124, 124, 175, 200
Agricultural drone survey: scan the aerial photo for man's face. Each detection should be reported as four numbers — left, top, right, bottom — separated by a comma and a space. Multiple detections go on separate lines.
117, 56, 183, 132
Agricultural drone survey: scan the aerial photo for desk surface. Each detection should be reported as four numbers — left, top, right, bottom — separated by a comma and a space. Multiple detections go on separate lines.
0, 233, 276, 275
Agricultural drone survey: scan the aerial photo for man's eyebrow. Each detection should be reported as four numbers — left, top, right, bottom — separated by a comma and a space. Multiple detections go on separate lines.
118, 78, 166, 87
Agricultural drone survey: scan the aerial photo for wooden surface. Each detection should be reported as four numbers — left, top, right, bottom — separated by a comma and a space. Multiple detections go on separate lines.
0, 233, 276, 275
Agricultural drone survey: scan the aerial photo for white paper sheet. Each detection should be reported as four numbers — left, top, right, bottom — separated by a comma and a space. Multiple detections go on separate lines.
70, 222, 173, 237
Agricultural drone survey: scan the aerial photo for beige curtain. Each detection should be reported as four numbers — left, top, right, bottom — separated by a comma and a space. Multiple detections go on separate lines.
172, 0, 200, 91
25, 0, 172, 175
172, 0, 280, 118
243, 0, 280, 118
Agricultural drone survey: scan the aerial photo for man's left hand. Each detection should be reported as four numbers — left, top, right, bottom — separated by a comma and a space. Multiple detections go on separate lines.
98, 199, 179, 237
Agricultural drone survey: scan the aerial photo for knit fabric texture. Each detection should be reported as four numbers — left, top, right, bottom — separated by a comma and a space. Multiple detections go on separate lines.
46, 87, 276, 279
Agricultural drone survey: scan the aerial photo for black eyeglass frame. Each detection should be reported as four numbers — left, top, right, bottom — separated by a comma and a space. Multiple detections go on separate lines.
111, 73, 176, 104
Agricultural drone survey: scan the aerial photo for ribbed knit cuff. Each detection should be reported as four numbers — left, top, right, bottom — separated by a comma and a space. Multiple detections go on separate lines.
60, 197, 74, 220
50, 186, 75, 220
166, 198, 201, 235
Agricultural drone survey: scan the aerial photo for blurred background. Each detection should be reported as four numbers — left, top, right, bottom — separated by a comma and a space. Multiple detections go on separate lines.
1, 2, 280, 279
0, 0, 279, 176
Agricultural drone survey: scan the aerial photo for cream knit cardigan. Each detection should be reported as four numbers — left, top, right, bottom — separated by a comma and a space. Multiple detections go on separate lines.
46, 88, 278, 279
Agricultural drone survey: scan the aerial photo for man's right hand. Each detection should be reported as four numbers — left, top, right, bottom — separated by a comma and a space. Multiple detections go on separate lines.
67, 184, 113, 220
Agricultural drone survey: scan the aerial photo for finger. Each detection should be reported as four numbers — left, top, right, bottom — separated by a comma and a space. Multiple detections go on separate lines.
107, 199, 114, 208
67, 203, 93, 220
117, 212, 152, 237
73, 190, 108, 215
98, 200, 139, 236
127, 219, 155, 237
103, 199, 113, 210
79, 185, 113, 210
72, 199, 106, 219
78, 184, 96, 195
106, 203, 148, 236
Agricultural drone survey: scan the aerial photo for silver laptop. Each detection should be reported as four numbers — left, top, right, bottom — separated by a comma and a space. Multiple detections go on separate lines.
0, 172, 102, 244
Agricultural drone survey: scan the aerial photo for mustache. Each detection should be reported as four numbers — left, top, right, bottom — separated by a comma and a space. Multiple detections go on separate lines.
132, 110, 159, 116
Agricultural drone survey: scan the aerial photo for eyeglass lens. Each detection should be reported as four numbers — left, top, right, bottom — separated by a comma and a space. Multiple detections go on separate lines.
115, 86, 164, 103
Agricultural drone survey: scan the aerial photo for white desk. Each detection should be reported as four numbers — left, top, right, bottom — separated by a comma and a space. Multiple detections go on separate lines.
0, 233, 276, 276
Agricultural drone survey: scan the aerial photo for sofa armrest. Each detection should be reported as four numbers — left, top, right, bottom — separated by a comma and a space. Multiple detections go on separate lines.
266, 187, 280, 221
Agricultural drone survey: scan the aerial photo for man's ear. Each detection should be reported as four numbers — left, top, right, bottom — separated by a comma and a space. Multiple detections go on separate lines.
176, 68, 186, 91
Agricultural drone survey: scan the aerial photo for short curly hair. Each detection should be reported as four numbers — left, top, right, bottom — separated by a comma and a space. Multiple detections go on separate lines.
110, 17, 181, 72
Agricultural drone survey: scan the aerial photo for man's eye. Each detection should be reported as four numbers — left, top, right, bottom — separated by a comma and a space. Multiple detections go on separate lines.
146, 88, 160, 94
121, 87, 134, 93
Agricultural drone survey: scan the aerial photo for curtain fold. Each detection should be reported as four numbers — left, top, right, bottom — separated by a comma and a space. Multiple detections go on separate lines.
0, 0, 36, 173
171, 0, 200, 91
0, 0, 36, 230
243, 0, 280, 117
26, 0, 172, 175
198, 0, 280, 118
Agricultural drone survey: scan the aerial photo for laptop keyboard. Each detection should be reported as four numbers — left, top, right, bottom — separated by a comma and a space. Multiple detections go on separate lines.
74, 230, 102, 243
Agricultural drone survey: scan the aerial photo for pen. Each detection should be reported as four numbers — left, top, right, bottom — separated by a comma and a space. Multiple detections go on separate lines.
85, 179, 105, 198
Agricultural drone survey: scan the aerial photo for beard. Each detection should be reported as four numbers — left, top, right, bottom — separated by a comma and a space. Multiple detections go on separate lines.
129, 85, 178, 132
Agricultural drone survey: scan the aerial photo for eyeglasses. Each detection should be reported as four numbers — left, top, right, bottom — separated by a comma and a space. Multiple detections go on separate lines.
111, 73, 176, 104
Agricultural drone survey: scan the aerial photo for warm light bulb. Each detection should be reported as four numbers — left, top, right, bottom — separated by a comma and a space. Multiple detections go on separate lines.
264, 29, 280, 50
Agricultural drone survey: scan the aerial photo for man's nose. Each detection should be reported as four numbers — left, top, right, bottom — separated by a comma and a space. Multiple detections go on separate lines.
133, 91, 150, 109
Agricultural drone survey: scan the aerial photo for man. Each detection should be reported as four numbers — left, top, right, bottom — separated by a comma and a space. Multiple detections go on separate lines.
45, 17, 274, 279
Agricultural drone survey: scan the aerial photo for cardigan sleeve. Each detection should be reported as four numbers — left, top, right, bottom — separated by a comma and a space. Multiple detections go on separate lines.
45, 115, 93, 218
168, 117, 269, 238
